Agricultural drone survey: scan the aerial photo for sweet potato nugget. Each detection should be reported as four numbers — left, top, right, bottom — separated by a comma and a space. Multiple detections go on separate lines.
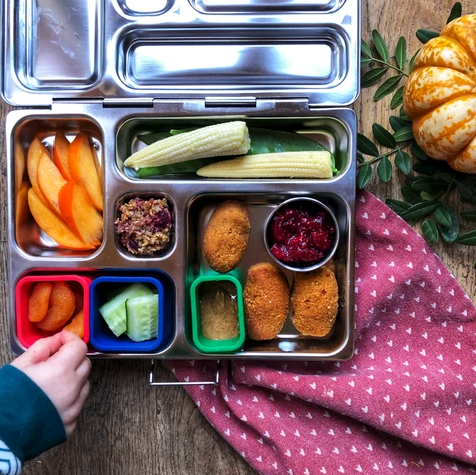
291, 267, 339, 337
243, 263, 290, 340
36, 281, 76, 332
203, 200, 250, 273
63, 309, 84, 339
28, 282, 53, 322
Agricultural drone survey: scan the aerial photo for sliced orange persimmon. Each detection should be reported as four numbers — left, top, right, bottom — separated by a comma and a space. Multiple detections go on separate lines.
53, 131, 72, 180
27, 187, 93, 250
37, 152, 67, 216
69, 133, 103, 211
15, 141, 26, 192
59, 179, 103, 247
27, 138, 50, 205
16, 182, 30, 226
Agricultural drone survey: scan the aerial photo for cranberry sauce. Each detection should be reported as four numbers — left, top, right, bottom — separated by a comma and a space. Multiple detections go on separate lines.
267, 203, 336, 266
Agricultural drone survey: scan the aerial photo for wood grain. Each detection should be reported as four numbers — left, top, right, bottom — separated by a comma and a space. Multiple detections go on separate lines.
0, 1, 475, 474
357, 0, 476, 299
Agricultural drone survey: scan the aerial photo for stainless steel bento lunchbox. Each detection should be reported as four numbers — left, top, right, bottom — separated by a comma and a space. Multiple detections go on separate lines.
2, 0, 360, 361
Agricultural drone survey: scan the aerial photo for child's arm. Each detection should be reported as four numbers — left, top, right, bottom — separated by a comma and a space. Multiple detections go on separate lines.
0, 331, 91, 469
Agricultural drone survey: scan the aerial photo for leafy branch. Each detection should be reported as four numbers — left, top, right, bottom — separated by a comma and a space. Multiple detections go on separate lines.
358, 2, 476, 245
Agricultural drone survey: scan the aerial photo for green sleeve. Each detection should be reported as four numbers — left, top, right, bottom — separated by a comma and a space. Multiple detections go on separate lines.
0, 364, 66, 462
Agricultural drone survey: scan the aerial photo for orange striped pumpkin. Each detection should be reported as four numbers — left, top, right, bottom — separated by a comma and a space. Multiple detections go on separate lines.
403, 14, 476, 173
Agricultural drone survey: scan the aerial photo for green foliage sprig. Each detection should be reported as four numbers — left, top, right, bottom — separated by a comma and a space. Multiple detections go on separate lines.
358, 2, 476, 245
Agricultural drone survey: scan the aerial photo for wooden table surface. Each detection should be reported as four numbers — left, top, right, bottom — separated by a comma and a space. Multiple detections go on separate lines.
1, 1, 475, 474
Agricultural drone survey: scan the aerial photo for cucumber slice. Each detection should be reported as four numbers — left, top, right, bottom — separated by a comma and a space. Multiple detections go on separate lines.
125, 294, 159, 342
99, 283, 154, 337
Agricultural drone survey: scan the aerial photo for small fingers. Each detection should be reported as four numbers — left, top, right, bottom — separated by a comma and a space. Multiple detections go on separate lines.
76, 357, 92, 385
51, 331, 88, 369
64, 420, 77, 439
62, 380, 91, 437
11, 333, 64, 369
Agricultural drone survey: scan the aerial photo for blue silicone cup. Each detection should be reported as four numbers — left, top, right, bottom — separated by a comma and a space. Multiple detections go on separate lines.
89, 276, 164, 353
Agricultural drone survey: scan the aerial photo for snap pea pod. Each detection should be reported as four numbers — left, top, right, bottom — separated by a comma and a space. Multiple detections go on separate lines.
134, 127, 335, 178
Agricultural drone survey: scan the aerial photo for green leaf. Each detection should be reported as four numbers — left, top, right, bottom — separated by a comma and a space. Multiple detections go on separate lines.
416, 29, 439, 44
420, 190, 445, 201
374, 75, 403, 101
456, 230, 476, 246
357, 152, 365, 163
422, 218, 439, 242
409, 50, 420, 73
411, 178, 449, 193
372, 123, 396, 148
395, 150, 411, 175
357, 133, 380, 156
456, 179, 476, 201
372, 30, 389, 61
433, 172, 455, 184
400, 200, 440, 220
390, 86, 404, 109
460, 209, 476, 222
361, 67, 389, 88
393, 125, 414, 142
440, 206, 460, 243
399, 106, 411, 122
389, 115, 408, 132
395, 37, 407, 70
137, 132, 172, 145
377, 156, 393, 182
357, 163, 373, 189
434, 205, 452, 227
406, 176, 427, 186
386, 199, 411, 213
447, 2, 462, 23
401, 186, 424, 204
412, 162, 443, 176
361, 57, 373, 67
361, 39, 373, 58
411, 142, 431, 161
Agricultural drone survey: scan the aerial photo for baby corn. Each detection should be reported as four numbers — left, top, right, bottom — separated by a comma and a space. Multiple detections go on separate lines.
124, 121, 250, 168
196, 151, 333, 178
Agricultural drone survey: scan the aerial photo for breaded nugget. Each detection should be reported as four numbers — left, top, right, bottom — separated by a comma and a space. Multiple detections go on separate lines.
291, 266, 338, 337
203, 200, 250, 273
243, 263, 290, 340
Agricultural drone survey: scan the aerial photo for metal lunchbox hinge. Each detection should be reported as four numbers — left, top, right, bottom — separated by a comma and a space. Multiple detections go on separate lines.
205, 97, 257, 108
203, 97, 311, 114
102, 98, 154, 108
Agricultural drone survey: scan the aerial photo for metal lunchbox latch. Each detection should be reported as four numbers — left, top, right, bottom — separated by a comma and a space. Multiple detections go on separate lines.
149, 359, 223, 387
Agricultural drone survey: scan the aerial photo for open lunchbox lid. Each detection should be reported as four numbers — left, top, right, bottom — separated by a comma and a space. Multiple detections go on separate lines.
1, 0, 360, 108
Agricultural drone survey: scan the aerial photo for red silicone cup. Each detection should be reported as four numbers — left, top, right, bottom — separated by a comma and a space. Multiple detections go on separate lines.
15, 274, 92, 349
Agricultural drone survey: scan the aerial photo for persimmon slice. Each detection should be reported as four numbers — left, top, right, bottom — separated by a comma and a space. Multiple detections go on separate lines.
53, 131, 72, 181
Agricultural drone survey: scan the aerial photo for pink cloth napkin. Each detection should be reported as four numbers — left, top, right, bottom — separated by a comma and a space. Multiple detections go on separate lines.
168, 190, 476, 475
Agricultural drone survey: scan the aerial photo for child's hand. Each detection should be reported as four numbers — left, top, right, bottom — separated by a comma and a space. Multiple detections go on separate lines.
10, 330, 91, 437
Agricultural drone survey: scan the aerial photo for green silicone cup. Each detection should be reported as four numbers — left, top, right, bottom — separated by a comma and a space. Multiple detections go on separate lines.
190, 275, 245, 354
